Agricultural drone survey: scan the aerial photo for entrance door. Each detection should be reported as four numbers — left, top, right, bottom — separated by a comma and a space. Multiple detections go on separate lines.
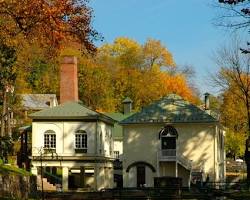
137, 165, 145, 187
161, 137, 176, 149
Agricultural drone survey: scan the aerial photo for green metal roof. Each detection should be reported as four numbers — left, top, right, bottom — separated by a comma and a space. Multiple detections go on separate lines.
105, 112, 134, 138
120, 94, 218, 124
29, 101, 115, 124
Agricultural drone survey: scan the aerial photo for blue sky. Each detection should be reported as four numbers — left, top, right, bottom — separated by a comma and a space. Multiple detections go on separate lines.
89, 0, 240, 95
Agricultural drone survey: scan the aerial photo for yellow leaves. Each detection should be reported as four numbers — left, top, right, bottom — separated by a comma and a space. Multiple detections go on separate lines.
74, 37, 197, 111
98, 37, 175, 70
143, 38, 175, 68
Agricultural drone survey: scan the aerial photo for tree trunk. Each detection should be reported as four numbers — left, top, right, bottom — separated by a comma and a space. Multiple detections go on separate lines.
7, 108, 11, 136
1, 90, 7, 137
245, 98, 250, 183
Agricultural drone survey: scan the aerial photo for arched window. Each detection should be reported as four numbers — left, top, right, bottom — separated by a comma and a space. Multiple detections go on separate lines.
75, 130, 87, 151
159, 126, 178, 151
44, 130, 56, 149
159, 125, 178, 139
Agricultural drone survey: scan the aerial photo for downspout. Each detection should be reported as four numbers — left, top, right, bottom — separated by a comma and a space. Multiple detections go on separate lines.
94, 120, 98, 190
214, 125, 217, 183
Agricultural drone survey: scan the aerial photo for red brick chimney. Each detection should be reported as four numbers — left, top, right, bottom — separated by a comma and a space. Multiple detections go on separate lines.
60, 56, 78, 104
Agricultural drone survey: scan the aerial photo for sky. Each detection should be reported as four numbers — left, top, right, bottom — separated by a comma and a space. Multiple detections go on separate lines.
89, 0, 242, 95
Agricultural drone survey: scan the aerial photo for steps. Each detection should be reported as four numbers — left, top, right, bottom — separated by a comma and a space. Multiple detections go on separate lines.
177, 154, 192, 170
37, 175, 57, 191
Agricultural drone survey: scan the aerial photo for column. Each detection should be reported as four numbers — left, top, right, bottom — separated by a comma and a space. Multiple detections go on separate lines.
80, 166, 85, 188
110, 167, 114, 188
31, 166, 38, 175
94, 164, 98, 191
62, 167, 69, 191
175, 161, 178, 177
156, 155, 160, 177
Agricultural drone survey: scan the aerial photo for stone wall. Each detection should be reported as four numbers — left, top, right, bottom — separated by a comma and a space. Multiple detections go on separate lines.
0, 174, 37, 199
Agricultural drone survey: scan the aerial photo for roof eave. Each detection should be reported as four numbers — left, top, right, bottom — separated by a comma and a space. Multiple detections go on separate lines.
31, 115, 115, 124
120, 120, 219, 125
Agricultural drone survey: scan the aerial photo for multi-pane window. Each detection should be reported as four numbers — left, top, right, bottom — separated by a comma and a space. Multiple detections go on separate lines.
75, 130, 87, 149
44, 130, 56, 149
114, 151, 120, 159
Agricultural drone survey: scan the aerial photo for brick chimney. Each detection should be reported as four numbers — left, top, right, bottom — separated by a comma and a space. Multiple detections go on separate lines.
60, 56, 78, 104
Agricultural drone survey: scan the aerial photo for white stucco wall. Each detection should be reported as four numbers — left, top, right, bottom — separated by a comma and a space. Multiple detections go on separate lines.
32, 121, 114, 157
31, 120, 115, 191
32, 121, 97, 156
123, 123, 225, 187
114, 140, 123, 158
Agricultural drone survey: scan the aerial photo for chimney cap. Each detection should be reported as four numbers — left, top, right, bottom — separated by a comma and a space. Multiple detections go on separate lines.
61, 56, 77, 64
122, 97, 133, 103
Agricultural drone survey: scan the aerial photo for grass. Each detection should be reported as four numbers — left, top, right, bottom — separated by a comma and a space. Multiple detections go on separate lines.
0, 159, 31, 176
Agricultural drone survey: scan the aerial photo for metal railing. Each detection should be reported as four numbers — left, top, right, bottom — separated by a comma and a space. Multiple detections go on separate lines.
158, 149, 176, 159
158, 149, 192, 170
177, 153, 192, 170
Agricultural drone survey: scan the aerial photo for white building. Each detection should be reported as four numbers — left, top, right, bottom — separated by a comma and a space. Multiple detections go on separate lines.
121, 94, 226, 187
30, 56, 115, 191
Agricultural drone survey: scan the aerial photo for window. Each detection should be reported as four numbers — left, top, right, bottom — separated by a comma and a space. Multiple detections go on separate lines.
114, 151, 120, 159
75, 130, 87, 150
44, 130, 56, 149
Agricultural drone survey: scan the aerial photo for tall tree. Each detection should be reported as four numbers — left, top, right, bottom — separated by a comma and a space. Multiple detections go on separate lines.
220, 89, 247, 158
0, 41, 16, 137
213, 41, 250, 180
142, 38, 175, 70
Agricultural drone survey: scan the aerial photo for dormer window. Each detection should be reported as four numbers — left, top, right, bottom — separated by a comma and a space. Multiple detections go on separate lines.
75, 130, 87, 153
44, 130, 56, 149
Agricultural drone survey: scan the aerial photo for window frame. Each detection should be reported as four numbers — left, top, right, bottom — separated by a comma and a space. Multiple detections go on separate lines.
74, 130, 88, 150
44, 130, 56, 149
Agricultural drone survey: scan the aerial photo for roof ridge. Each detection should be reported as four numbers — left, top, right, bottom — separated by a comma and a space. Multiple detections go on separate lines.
120, 94, 217, 124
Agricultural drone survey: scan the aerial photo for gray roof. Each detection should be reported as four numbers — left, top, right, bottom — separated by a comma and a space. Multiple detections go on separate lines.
120, 94, 218, 124
21, 94, 58, 110
29, 101, 115, 124
105, 112, 134, 139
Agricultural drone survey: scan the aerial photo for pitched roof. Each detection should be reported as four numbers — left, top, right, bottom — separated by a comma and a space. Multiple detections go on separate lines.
21, 94, 58, 110
29, 101, 115, 124
122, 97, 133, 103
120, 94, 218, 124
105, 112, 134, 139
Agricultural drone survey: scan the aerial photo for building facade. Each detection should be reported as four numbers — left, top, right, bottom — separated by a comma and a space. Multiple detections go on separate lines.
30, 101, 115, 191
121, 94, 226, 187
30, 56, 115, 191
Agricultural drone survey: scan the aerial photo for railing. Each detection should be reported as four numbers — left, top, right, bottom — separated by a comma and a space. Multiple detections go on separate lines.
177, 154, 192, 169
158, 149, 176, 160
43, 171, 62, 185
158, 149, 192, 170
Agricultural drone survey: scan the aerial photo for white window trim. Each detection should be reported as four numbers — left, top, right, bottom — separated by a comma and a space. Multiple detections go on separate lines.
44, 130, 56, 149
74, 130, 88, 150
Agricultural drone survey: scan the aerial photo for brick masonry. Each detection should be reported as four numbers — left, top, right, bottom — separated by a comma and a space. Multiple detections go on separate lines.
60, 56, 78, 104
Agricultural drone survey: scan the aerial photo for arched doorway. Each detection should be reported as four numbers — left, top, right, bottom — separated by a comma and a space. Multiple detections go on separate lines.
126, 161, 156, 187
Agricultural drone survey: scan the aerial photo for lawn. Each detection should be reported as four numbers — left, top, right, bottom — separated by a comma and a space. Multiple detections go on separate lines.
0, 159, 31, 176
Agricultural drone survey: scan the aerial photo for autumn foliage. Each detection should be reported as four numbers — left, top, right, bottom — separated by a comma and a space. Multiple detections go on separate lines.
0, 0, 99, 53
62, 37, 198, 112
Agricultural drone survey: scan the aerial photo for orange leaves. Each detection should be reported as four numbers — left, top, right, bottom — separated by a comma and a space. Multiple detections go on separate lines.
160, 73, 196, 103
0, 0, 98, 54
